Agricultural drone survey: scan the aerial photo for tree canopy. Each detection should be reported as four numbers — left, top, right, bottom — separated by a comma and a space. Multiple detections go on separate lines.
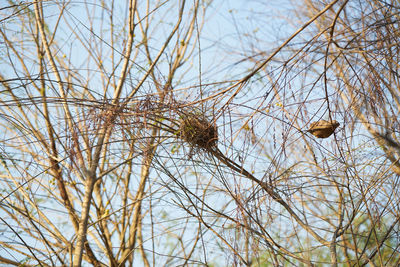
0, 0, 399, 266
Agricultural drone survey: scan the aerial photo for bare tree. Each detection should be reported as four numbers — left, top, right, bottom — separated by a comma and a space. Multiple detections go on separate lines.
1, 0, 400, 266
0, 0, 211, 266
213, 0, 400, 265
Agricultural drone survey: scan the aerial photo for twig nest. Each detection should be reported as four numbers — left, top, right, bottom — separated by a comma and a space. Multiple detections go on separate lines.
179, 114, 218, 150
307, 120, 340, 138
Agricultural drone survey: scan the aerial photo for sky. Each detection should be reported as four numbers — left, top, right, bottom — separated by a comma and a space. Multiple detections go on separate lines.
1, 0, 390, 266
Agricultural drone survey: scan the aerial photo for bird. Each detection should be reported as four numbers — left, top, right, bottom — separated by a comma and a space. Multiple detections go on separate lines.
306, 120, 340, 138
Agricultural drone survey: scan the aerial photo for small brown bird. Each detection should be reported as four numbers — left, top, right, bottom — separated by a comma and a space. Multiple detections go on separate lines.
307, 120, 340, 138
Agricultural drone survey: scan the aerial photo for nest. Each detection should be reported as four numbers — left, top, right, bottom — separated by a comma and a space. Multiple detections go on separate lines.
179, 114, 218, 150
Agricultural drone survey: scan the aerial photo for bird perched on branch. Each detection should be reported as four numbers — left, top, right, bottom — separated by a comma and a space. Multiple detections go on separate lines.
307, 120, 340, 138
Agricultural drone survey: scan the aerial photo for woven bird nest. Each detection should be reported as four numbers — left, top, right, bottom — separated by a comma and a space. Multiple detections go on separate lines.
178, 114, 218, 150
